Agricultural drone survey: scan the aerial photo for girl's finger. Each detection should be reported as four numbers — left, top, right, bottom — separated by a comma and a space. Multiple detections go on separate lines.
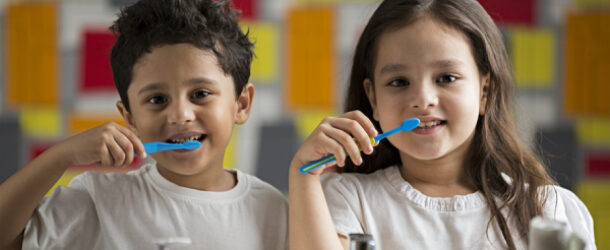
329, 116, 374, 155
344, 110, 378, 137
320, 124, 362, 166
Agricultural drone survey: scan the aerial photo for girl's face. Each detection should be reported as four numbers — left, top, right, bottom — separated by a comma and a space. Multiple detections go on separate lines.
365, 17, 489, 163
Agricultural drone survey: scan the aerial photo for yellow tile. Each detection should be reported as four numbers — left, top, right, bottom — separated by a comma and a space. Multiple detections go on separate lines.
19, 106, 61, 138
223, 127, 238, 169
240, 21, 278, 84
294, 109, 336, 139
577, 181, 610, 250
68, 112, 126, 135
6, 3, 58, 107
575, 117, 610, 147
511, 27, 555, 88
286, 7, 336, 111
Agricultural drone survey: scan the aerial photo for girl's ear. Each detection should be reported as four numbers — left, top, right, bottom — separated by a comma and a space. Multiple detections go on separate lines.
479, 73, 490, 115
234, 83, 255, 125
116, 101, 137, 132
363, 78, 379, 121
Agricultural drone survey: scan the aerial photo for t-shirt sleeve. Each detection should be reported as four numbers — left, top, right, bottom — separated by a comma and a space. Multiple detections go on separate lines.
557, 187, 596, 250
321, 173, 363, 237
543, 186, 597, 250
23, 173, 101, 249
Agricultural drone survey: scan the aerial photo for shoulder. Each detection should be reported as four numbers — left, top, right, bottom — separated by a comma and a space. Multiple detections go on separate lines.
541, 185, 591, 220
238, 170, 287, 205
321, 167, 394, 196
69, 164, 151, 192
540, 185, 596, 247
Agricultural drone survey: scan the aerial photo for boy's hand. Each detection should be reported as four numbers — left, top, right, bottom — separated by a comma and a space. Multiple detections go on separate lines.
290, 111, 378, 176
58, 122, 146, 167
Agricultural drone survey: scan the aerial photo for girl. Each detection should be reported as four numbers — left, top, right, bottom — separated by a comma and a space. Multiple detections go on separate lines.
289, 0, 595, 249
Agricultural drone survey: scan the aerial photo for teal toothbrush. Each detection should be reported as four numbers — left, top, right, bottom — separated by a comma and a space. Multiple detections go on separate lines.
138, 141, 201, 156
299, 118, 420, 174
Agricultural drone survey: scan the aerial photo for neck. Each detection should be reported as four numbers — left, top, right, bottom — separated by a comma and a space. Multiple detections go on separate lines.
157, 161, 237, 191
398, 141, 476, 197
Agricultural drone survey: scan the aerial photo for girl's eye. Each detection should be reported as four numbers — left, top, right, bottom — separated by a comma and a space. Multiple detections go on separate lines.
387, 78, 409, 87
148, 96, 168, 105
191, 90, 210, 99
436, 74, 457, 84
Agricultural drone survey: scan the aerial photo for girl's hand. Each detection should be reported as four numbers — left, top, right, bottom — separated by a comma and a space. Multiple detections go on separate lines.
290, 111, 378, 175
57, 122, 146, 167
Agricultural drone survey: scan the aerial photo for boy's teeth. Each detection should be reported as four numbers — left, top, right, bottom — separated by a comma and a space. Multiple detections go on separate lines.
170, 135, 202, 143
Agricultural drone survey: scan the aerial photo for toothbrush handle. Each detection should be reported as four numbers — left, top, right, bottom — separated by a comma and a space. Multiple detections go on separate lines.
299, 137, 375, 174
299, 154, 337, 174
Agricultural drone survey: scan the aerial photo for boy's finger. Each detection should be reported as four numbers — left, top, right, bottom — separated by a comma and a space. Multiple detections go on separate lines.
99, 145, 114, 166
106, 139, 126, 167
116, 125, 146, 158
114, 135, 134, 166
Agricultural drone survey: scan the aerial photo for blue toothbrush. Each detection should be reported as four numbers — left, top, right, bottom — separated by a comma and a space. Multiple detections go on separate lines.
138, 141, 201, 156
299, 118, 420, 174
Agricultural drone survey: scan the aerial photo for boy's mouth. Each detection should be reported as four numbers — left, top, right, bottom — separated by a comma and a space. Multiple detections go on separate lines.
165, 134, 206, 144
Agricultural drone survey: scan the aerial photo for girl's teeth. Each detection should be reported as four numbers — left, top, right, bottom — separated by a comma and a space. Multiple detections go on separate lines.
417, 121, 441, 128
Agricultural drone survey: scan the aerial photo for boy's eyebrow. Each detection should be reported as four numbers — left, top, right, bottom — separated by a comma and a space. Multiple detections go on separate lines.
136, 77, 217, 95
185, 77, 217, 86
137, 83, 166, 95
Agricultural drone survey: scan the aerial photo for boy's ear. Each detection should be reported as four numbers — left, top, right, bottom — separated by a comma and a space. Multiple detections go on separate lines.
479, 73, 490, 115
116, 101, 137, 132
234, 83, 255, 125
363, 78, 379, 121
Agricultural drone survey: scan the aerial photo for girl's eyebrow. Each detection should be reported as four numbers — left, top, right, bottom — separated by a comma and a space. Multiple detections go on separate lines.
430, 59, 466, 69
379, 59, 466, 75
379, 64, 407, 75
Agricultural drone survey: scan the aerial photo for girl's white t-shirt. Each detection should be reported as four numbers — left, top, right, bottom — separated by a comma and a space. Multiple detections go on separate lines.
23, 163, 288, 250
322, 165, 596, 250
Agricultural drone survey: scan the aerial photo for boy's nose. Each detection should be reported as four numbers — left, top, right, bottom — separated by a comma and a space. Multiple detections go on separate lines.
408, 82, 438, 110
167, 100, 195, 125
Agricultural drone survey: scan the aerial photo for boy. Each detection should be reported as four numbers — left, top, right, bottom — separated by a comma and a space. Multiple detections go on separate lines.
0, 0, 288, 249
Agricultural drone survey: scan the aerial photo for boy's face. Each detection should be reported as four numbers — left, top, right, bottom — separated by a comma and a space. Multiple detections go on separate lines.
117, 43, 253, 182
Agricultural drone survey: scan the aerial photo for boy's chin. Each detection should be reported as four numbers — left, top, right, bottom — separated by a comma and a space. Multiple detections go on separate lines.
155, 156, 214, 175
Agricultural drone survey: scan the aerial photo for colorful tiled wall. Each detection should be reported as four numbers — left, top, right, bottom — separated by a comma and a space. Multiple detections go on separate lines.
1, 0, 609, 248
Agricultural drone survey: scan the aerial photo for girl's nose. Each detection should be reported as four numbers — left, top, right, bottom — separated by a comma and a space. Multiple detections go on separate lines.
409, 82, 438, 110
167, 99, 195, 125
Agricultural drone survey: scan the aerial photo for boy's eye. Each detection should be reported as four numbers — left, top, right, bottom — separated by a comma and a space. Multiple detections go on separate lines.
191, 90, 210, 99
148, 96, 168, 104
436, 74, 457, 84
387, 78, 409, 87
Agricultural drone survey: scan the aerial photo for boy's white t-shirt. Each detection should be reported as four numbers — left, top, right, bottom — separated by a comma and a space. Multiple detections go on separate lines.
322, 165, 596, 250
23, 163, 288, 250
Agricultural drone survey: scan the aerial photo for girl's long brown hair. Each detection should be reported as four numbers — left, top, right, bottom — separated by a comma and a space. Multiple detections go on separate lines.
341, 0, 556, 248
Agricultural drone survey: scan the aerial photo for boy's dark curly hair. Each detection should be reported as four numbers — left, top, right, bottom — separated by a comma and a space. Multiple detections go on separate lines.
110, 0, 254, 112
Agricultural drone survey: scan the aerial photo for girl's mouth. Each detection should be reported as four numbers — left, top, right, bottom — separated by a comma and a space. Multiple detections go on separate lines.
416, 120, 446, 128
